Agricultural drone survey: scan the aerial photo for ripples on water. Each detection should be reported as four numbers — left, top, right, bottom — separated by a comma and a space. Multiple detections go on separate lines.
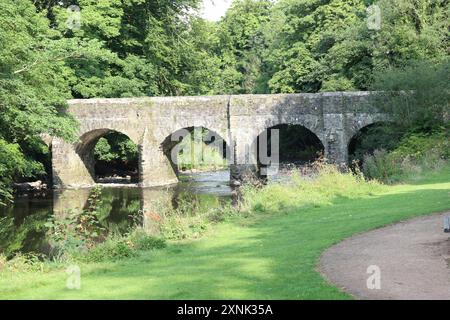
0, 170, 232, 256
0, 167, 301, 256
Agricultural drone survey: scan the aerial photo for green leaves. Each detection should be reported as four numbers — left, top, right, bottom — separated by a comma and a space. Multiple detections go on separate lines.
216, 0, 273, 94
372, 59, 450, 131
0, 0, 79, 203
94, 132, 138, 163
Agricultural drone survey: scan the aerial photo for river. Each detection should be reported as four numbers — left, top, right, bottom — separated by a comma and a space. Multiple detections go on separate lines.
0, 170, 232, 256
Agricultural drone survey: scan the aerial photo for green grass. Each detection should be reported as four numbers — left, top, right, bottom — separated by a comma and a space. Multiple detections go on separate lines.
1, 166, 449, 299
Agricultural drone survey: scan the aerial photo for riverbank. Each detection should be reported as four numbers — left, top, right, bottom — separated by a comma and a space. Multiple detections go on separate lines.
1, 165, 449, 299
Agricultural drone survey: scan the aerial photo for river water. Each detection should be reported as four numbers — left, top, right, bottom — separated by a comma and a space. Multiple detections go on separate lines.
0, 170, 232, 256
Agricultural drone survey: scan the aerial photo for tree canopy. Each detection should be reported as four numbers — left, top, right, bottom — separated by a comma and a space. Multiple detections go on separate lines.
0, 0, 448, 203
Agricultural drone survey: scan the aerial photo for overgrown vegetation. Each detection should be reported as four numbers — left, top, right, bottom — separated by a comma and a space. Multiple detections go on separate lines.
0, 186, 168, 265
372, 60, 449, 132
242, 163, 384, 214
174, 129, 228, 172
146, 195, 237, 240
2, 164, 449, 298
0, 161, 383, 268
351, 59, 450, 182
0, 160, 389, 269
361, 126, 449, 183
0, 0, 448, 201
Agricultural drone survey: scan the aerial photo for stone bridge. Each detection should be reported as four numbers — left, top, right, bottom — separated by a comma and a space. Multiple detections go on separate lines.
51, 92, 387, 189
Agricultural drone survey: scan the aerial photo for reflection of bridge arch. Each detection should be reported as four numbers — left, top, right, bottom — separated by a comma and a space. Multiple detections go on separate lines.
52, 92, 388, 188
53, 186, 175, 235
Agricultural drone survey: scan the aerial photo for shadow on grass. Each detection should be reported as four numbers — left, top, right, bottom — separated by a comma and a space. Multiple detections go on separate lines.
2, 168, 449, 300
52, 185, 448, 300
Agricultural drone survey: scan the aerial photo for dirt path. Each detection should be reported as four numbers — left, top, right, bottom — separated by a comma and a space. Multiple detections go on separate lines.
319, 212, 450, 300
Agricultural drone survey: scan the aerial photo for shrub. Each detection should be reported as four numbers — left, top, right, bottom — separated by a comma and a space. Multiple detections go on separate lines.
0, 253, 45, 272
241, 163, 384, 215
144, 194, 237, 240
80, 238, 136, 263
362, 127, 449, 183
362, 149, 402, 183
128, 229, 166, 250
372, 59, 450, 132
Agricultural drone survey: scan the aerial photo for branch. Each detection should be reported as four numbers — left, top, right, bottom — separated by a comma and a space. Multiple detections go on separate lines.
13, 59, 39, 74
13, 53, 84, 75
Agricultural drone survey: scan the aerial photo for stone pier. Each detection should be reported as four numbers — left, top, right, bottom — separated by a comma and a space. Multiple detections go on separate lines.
51, 92, 387, 188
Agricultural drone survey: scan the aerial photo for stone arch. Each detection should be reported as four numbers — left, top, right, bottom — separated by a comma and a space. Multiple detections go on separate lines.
253, 122, 325, 177
348, 117, 394, 147
75, 128, 140, 183
160, 126, 231, 178
257, 116, 325, 144
347, 120, 394, 166
348, 114, 391, 144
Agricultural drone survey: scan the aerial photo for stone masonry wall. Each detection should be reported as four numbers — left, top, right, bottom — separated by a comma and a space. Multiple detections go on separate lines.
52, 92, 386, 188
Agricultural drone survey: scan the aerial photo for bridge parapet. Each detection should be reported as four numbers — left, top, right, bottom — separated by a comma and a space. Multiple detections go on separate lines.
52, 92, 387, 188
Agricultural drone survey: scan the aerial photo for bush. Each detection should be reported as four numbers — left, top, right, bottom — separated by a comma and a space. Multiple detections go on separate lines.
80, 238, 136, 263
0, 252, 45, 272
241, 162, 384, 215
143, 194, 237, 240
45, 186, 107, 261
393, 128, 449, 160
372, 59, 450, 132
362, 149, 404, 183
128, 229, 166, 250
362, 128, 449, 183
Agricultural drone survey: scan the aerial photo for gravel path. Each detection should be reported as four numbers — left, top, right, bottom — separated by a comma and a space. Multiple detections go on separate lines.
319, 212, 450, 300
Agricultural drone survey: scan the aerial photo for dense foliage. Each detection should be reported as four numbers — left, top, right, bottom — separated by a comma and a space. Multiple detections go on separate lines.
372, 59, 450, 132
361, 125, 449, 183
0, 0, 78, 204
350, 59, 449, 175
0, 0, 449, 203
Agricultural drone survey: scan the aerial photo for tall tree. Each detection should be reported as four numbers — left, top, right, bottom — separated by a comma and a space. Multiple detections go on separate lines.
322, 0, 449, 91
36, 0, 221, 97
216, 0, 273, 94
264, 0, 367, 93
258, 0, 449, 93
0, 0, 78, 204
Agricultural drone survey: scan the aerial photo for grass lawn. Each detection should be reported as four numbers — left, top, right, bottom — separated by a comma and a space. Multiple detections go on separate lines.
1, 167, 449, 299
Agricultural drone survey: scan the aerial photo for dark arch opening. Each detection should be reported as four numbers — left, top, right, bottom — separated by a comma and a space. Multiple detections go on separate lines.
256, 124, 324, 176
348, 122, 400, 167
76, 129, 139, 184
18, 137, 53, 185
161, 126, 230, 178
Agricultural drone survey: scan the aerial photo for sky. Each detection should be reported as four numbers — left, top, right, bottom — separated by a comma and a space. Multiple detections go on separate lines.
200, 0, 233, 21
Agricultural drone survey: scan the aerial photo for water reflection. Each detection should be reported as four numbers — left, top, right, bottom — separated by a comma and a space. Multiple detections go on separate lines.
0, 170, 232, 256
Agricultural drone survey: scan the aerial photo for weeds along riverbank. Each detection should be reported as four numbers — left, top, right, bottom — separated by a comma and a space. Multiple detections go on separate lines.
1, 125, 448, 273
0, 162, 380, 269
1, 164, 449, 299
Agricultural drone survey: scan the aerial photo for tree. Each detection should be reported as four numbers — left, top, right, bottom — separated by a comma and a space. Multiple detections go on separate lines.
0, 0, 78, 204
371, 59, 450, 132
216, 0, 273, 93
322, 0, 449, 90
36, 0, 220, 98
265, 0, 366, 93
261, 0, 449, 93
